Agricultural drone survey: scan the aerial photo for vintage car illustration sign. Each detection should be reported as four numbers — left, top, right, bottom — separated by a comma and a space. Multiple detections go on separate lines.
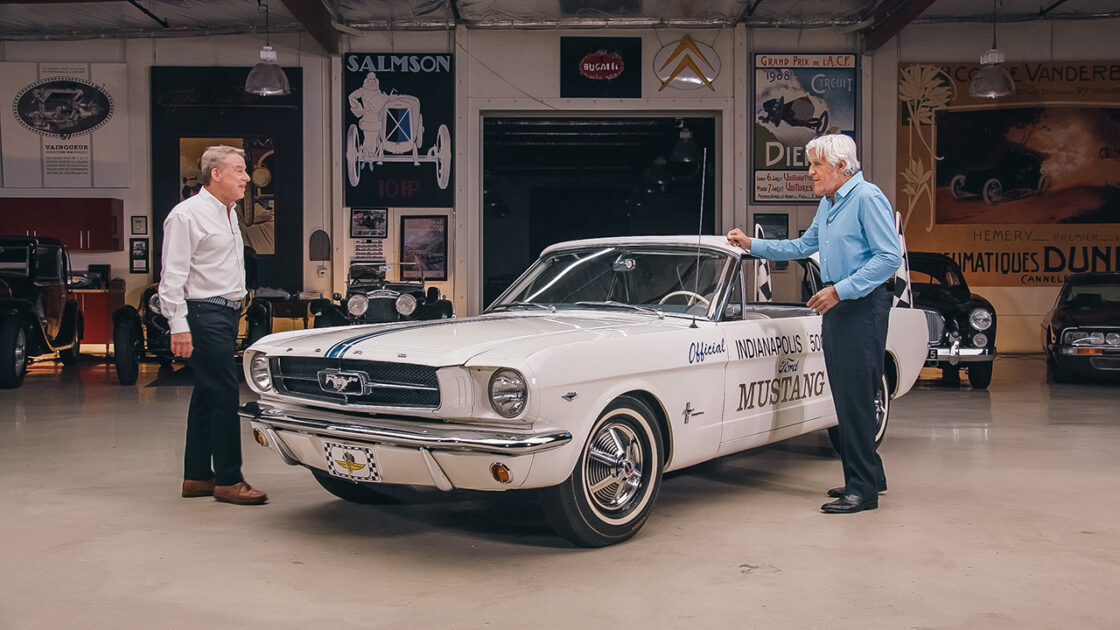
342, 53, 454, 208
753, 53, 858, 203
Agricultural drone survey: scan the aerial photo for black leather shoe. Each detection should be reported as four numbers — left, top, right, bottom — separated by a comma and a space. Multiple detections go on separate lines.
827, 482, 887, 498
821, 494, 878, 513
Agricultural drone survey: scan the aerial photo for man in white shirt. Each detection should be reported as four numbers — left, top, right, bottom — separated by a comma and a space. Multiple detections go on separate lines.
160, 145, 267, 505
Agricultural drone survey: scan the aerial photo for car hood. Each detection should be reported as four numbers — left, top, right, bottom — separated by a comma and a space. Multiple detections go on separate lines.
912, 284, 972, 313
1056, 303, 1120, 328
252, 311, 689, 366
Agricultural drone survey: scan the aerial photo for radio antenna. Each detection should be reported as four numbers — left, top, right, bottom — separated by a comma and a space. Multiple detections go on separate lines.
690, 146, 708, 329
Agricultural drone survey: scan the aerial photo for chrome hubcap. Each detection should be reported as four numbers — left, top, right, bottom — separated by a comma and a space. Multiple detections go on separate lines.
585, 421, 644, 513
14, 328, 26, 372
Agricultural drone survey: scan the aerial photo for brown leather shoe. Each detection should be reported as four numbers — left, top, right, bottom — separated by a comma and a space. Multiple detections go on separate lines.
182, 478, 215, 498
213, 481, 268, 505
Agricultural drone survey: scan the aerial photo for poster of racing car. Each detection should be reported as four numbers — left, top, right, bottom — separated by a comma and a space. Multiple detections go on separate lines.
752, 53, 858, 203
342, 53, 454, 208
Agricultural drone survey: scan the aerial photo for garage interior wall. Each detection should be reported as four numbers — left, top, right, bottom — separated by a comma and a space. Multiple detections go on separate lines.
1, 17, 1117, 352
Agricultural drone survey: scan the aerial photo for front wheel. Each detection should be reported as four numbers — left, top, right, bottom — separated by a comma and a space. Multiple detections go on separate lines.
827, 372, 890, 453
967, 361, 993, 389
311, 468, 400, 504
982, 178, 1003, 204
113, 321, 142, 385
0, 317, 29, 389
539, 395, 664, 547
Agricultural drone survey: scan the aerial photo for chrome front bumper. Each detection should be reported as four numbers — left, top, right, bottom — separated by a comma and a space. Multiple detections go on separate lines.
931, 346, 995, 365
238, 401, 573, 456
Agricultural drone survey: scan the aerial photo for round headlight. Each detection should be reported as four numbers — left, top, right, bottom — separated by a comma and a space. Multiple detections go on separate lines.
489, 369, 527, 418
395, 293, 417, 317
147, 292, 162, 315
971, 333, 988, 348
1089, 332, 1105, 345
1107, 333, 1120, 346
347, 294, 369, 317
250, 354, 272, 390
968, 308, 993, 331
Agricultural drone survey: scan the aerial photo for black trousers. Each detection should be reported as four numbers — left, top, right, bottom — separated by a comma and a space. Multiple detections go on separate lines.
822, 284, 890, 499
184, 301, 243, 486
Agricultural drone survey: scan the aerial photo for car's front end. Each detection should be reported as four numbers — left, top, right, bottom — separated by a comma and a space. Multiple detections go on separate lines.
1045, 273, 1120, 380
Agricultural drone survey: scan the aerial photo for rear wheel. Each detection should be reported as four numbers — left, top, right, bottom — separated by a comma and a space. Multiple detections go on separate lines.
539, 395, 663, 547
982, 178, 1003, 203
311, 468, 400, 504
950, 174, 967, 199
0, 317, 29, 389
113, 321, 142, 385
967, 361, 993, 389
58, 313, 82, 366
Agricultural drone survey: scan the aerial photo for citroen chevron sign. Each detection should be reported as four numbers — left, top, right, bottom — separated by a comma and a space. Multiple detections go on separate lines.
653, 35, 721, 91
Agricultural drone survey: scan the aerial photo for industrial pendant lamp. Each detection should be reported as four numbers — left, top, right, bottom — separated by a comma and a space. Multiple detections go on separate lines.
969, 0, 1015, 99
244, 0, 290, 96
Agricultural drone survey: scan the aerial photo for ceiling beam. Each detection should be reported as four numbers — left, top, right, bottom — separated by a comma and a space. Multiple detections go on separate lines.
862, 0, 939, 52
280, 0, 338, 56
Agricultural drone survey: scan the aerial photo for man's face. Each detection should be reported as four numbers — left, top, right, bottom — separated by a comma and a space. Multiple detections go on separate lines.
209, 154, 249, 205
364, 73, 379, 90
807, 149, 848, 198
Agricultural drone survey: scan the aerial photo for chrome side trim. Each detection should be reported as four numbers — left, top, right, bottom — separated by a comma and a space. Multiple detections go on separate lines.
264, 426, 301, 466
239, 402, 572, 455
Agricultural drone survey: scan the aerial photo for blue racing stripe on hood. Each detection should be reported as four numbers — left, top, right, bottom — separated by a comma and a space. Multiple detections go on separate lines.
324, 316, 521, 358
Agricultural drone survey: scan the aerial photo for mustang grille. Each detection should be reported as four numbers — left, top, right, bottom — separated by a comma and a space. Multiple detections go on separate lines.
270, 357, 440, 408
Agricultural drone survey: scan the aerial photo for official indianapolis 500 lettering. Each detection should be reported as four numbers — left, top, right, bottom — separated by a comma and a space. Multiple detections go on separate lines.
688, 339, 726, 364
736, 370, 826, 410
734, 334, 806, 360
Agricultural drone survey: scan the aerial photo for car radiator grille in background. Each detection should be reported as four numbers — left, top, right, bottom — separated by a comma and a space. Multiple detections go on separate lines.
270, 357, 440, 408
921, 308, 945, 345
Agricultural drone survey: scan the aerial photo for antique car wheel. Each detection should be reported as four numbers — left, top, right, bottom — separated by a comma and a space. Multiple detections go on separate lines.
311, 468, 400, 504
967, 362, 993, 389
0, 317, 29, 389
1037, 175, 1050, 194
941, 365, 961, 383
434, 124, 451, 190
113, 321, 142, 385
950, 174, 967, 199
827, 372, 890, 453
982, 178, 1003, 204
539, 395, 664, 547
346, 124, 362, 187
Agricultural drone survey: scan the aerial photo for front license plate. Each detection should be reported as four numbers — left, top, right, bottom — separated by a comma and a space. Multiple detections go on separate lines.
323, 441, 381, 482
927, 348, 938, 361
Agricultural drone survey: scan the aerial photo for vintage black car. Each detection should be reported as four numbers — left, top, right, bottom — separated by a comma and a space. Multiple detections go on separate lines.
310, 261, 453, 327
0, 236, 83, 388
1043, 272, 1120, 383
909, 252, 996, 388
949, 143, 1048, 204
111, 247, 271, 385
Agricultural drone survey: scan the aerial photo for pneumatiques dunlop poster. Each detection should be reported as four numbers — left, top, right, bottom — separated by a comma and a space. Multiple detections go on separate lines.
343, 53, 454, 208
898, 61, 1120, 287
753, 53, 858, 203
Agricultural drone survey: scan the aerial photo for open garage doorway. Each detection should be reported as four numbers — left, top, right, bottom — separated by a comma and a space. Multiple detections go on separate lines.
482, 116, 717, 306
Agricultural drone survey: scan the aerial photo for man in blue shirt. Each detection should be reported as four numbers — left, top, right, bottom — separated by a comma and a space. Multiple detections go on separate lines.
728, 134, 901, 514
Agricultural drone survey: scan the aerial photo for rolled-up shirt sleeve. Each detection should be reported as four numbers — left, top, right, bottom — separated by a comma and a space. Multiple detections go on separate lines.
159, 213, 195, 334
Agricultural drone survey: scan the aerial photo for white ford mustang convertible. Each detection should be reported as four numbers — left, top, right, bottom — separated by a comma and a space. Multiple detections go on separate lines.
241, 235, 935, 546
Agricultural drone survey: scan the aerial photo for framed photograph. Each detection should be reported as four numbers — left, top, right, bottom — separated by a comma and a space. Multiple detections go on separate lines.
754, 213, 790, 270
129, 238, 149, 274
399, 215, 448, 281
350, 207, 388, 239
130, 215, 147, 235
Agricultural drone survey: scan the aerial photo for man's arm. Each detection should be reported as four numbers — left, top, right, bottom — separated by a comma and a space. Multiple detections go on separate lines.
158, 213, 195, 357
832, 193, 902, 300
745, 218, 821, 261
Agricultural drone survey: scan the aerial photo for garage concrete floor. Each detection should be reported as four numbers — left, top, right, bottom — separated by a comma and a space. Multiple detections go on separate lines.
1, 355, 1118, 629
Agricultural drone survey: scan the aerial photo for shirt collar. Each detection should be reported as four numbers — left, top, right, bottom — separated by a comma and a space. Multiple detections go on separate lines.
197, 185, 235, 212
834, 171, 864, 200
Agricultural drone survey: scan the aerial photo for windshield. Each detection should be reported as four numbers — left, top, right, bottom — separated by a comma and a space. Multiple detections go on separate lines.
490, 246, 731, 318
1063, 279, 1120, 307
911, 258, 965, 288
0, 245, 31, 275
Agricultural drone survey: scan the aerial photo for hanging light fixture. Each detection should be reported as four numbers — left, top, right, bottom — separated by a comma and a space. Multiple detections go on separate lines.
969, 0, 1015, 99
244, 0, 290, 96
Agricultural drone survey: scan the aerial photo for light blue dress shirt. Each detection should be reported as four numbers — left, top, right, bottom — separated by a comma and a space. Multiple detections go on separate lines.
749, 171, 901, 300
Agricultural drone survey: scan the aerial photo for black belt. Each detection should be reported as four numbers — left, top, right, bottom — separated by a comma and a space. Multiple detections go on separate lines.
187, 296, 241, 309
822, 279, 895, 291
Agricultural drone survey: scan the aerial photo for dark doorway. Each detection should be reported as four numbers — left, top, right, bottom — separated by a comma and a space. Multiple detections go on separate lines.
482, 116, 716, 306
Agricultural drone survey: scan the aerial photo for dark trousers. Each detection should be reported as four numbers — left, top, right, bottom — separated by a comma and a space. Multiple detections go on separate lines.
184, 301, 243, 486
822, 284, 890, 499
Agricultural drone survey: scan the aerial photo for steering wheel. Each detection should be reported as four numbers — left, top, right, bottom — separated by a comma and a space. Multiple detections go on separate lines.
658, 290, 710, 307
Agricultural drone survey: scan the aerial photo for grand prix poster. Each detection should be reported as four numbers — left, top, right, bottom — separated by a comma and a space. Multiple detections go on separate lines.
753, 53, 858, 203
343, 53, 453, 208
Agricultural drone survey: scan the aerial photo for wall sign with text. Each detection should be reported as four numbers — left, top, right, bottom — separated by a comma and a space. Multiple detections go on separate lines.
752, 53, 858, 203
343, 53, 454, 208
560, 37, 641, 98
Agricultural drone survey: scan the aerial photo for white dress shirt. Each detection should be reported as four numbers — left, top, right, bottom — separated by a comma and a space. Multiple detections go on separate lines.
158, 187, 246, 334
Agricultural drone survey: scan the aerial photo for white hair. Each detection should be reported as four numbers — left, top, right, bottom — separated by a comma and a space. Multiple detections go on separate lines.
805, 134, 860, 175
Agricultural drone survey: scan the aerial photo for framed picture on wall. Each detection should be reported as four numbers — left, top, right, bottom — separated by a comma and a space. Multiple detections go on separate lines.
754, 213, 789, 270
130, 238, 149, 274
350, 207, 388, 238
399, 215, 448, 281
131, 216, 147, 235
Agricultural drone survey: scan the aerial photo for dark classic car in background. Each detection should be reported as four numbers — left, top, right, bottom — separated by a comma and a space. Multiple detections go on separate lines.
1043, 272, 1120, 382
909, 252, 996, 388
310, 261, 453, 328
949, 143, 1048, 204
111, 247, 271, 385
0, 236, 83, 388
